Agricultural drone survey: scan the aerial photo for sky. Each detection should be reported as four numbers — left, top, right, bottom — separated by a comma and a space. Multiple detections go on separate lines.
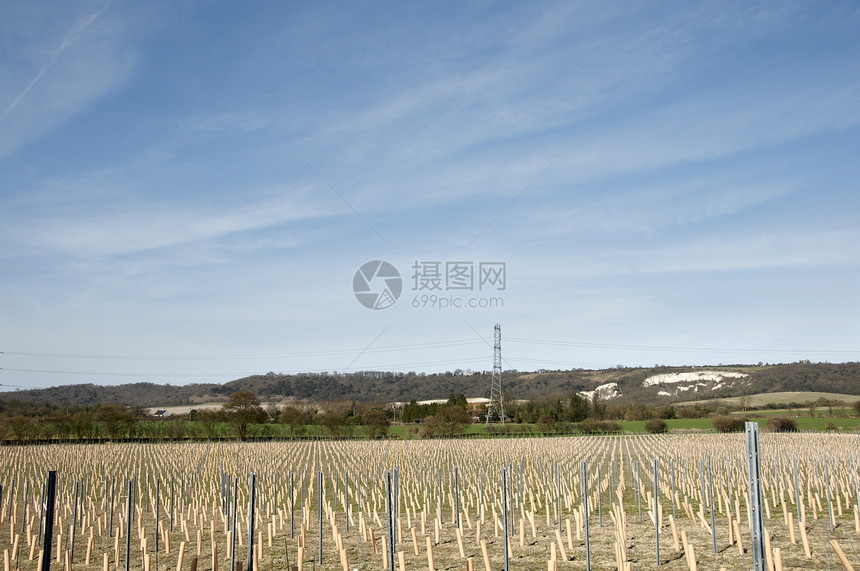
1, 1, 858, 393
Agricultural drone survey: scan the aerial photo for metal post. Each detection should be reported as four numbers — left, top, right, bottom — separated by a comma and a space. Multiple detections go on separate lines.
170, 477, 175, 532
654, 458, 660, 565
125, 480, 133, 571
454, 466, 460, 529
393, 466, 399, 544
509, 462, 514, 538
708, 455, 717, 554
671, 458, 677, 521
580, 461, 591, 570
154, 479, 160, 562
745, 422, 766, 571
71, 481, 79, 562
502, 467, 510, 571
438, 468, 442, 524
41, 471, 57, 571
825, 456, 834, 531
479, 466, 484, 523
556, 463, 562, 531
4, 482, 11, 523
345, 471, 349, 532
318, 470, 323, 565
290, 472, 295, 539
385, 471, 395, 571
792, 454, 802, 524
221, 472, 227, 516
230, 478, 238, 571
636, 460, 642, 522
109, 478, 115, 537
246, 473, 256, 571
597, 462, 603, 527
519, 460, 524, 515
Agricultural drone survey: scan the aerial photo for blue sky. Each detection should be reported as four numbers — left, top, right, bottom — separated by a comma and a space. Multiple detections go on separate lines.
1, 1, 858, 392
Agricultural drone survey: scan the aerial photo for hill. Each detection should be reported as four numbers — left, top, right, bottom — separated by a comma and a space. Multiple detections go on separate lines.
1, 362, 858, 409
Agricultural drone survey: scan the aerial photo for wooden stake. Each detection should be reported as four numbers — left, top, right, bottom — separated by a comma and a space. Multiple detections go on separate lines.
426, 535, 435, 571
830, 540, 855, 571
687, 543, 697, 571
480, 538, 491, 571
799, 520, 812, 558
733, 519, 744, 555
456, 527, 465, 558
788, 513, 796, 544
773, 547, 784, 571
555, 528, 568, 561
764, 530, 775, 571
411, 527, 419, 555
854, 505, 860, 534
669, 515, 680, 551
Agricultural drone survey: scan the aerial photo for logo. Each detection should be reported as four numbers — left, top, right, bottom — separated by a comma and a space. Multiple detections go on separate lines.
353, 260, 402, 310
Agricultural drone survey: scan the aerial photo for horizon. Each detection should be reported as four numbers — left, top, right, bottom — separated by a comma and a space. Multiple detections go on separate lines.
4, 359, 858, 396
2, 2, 858, 392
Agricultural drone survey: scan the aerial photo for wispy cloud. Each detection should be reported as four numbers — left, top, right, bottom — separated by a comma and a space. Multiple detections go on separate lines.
4, 190, 336, 260
0, 4, 160, 158
523, 227, 860, 280
0, 6, 106, 121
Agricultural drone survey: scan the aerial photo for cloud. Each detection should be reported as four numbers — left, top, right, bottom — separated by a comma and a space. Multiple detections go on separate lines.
0, 180, 341, 261
0, 6, 106, 121
0, 4, 157, 158
549, 228, 860, 279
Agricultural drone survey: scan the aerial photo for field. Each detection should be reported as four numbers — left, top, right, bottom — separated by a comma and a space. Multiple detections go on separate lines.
2, 434, 859, 570
102, 413, 860, 441
675, 391, 860, 409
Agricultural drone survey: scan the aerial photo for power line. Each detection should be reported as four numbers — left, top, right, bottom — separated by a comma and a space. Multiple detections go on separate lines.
5, 336, 853, 363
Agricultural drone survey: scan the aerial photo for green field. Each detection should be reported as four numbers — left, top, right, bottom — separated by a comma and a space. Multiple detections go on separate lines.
612, 416, 860, 433
168, 416, 860, 438
16, 414, 860, 443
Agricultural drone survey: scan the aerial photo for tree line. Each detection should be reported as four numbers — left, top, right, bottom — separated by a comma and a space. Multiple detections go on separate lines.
2, 388, 858, 442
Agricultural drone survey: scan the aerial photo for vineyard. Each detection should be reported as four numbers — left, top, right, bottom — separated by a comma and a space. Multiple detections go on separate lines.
1, 433, 859, 570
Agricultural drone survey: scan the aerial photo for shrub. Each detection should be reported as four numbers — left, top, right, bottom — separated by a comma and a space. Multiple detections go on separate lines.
576, 419, 621, 434
712, 415, 746, 433
656, 406, 676, 420
536, 415, 556, 435
645, 418, 667, 434
576, 419, 599, 434
598, 420, 622, 433
765, 417, 798, 432
554, 421, 575, 435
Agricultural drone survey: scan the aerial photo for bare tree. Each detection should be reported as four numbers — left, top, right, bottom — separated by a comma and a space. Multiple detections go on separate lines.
223, 391, 267, 440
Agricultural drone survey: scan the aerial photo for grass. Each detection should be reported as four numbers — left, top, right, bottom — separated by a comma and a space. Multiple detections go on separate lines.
24, 413, 860, 443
